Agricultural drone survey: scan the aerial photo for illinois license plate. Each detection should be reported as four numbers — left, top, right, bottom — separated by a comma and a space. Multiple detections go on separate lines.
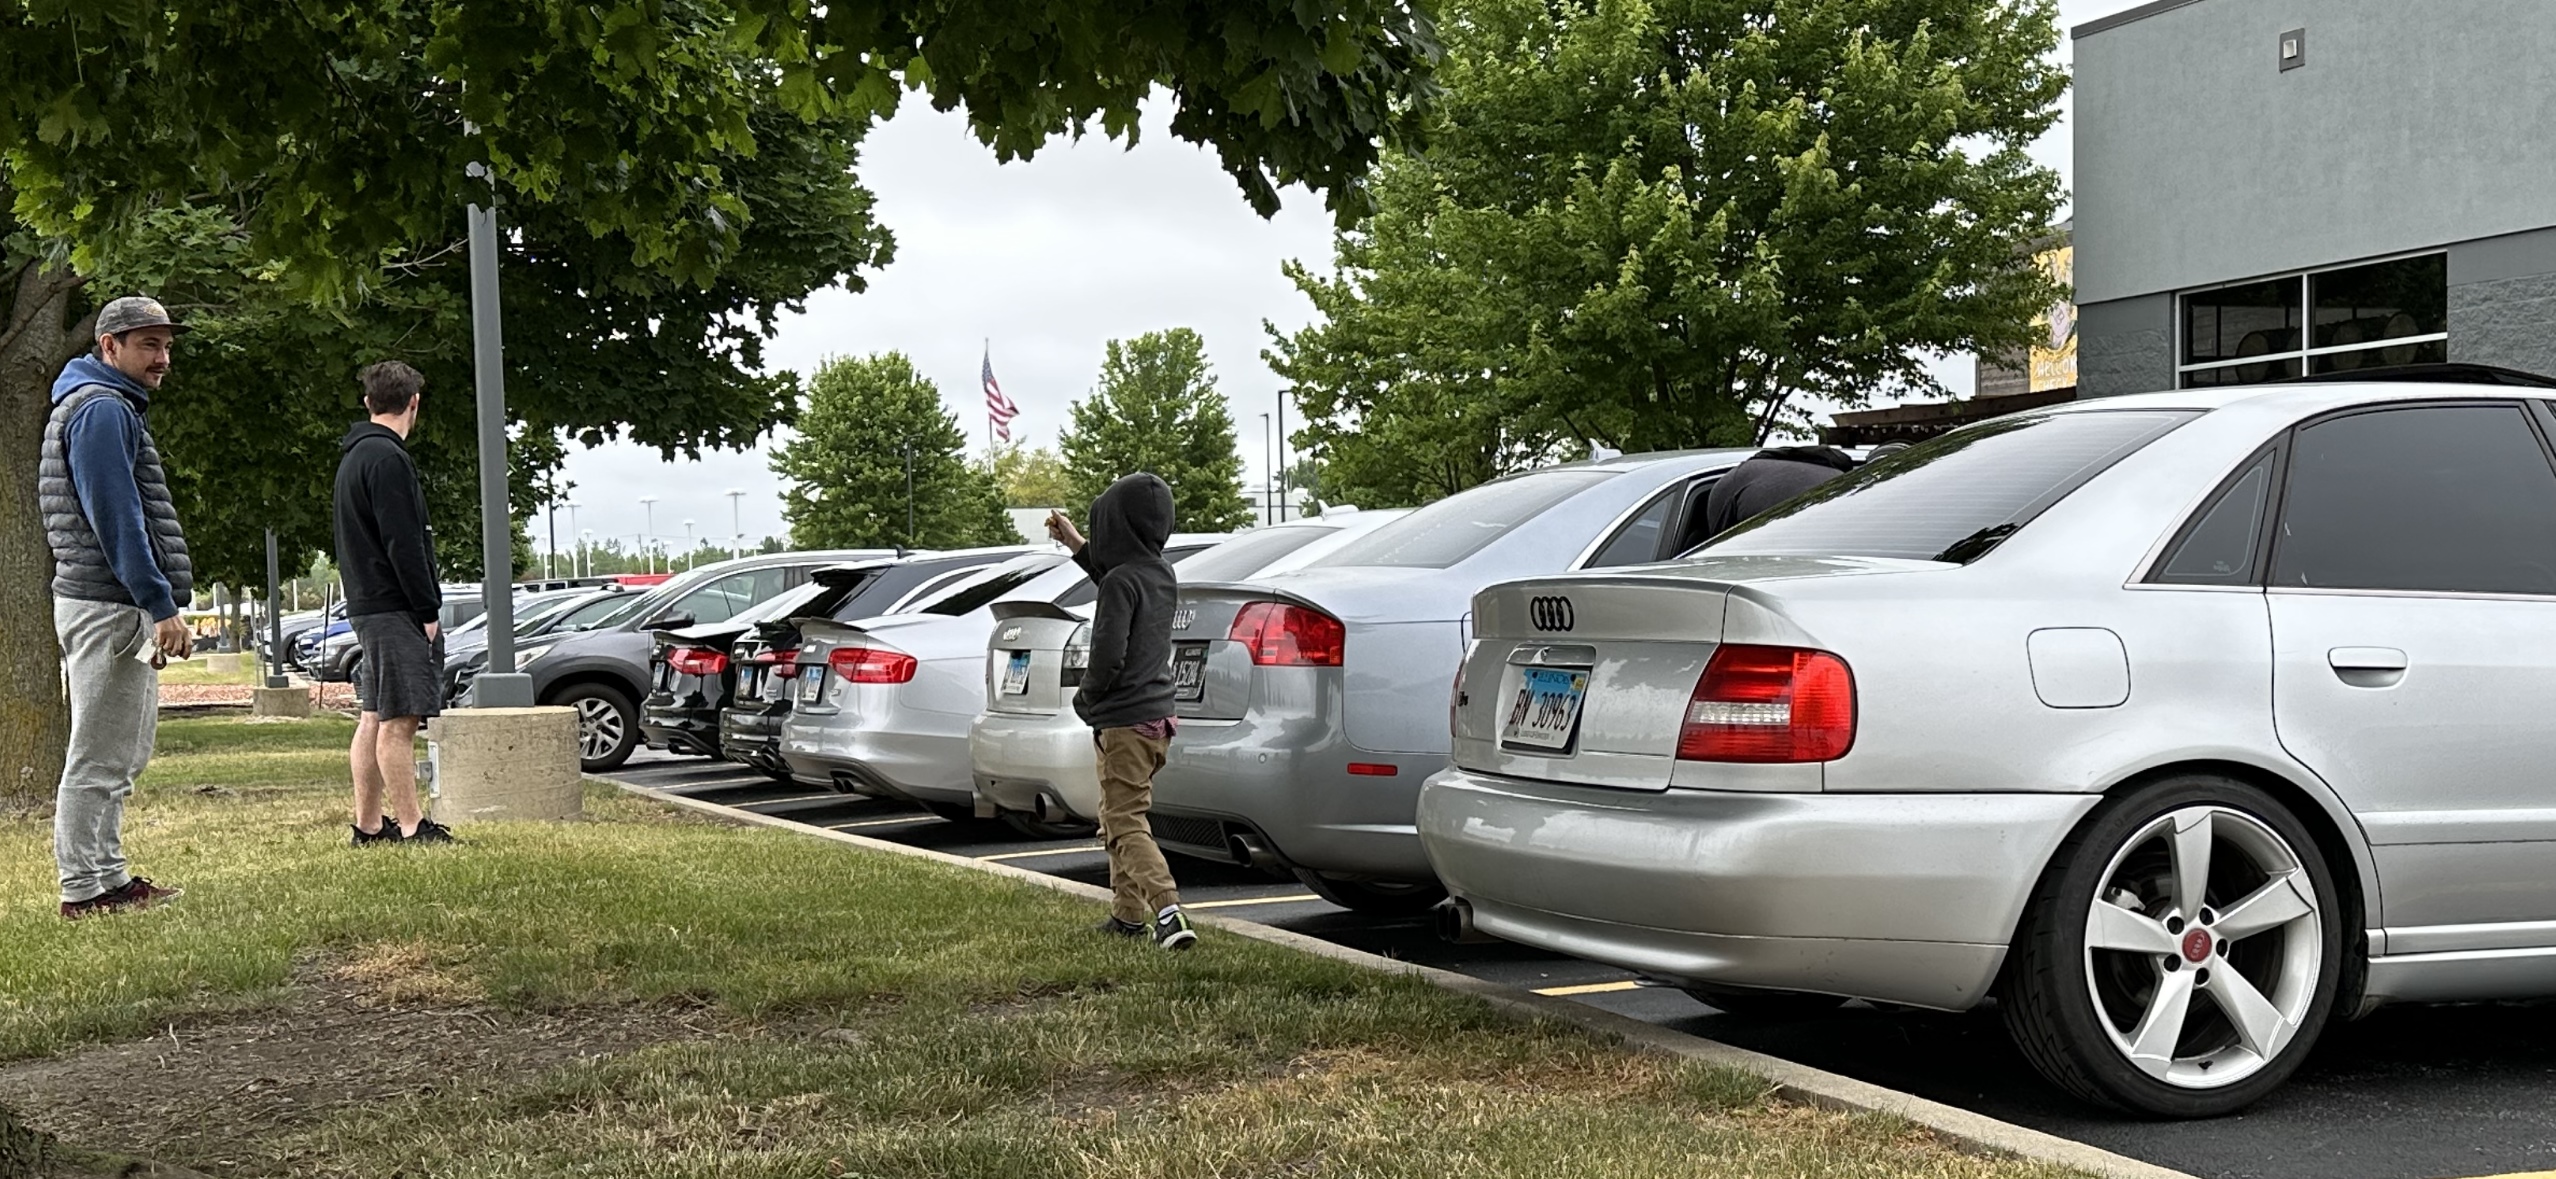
737, 667, 761, 699
1172, 644, 1208, 701
798, 668, 827, 704
1000, 651, 1032, 695
1501, 667, 1590, 752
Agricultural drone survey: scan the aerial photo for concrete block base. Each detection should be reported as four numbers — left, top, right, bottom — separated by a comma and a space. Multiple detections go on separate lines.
251, 686, 313, 718
205, 653, 241, 675
432, 707, 582, 823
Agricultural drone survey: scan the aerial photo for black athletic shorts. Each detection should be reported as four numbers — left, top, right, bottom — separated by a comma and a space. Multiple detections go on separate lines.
351, 612, 445, 720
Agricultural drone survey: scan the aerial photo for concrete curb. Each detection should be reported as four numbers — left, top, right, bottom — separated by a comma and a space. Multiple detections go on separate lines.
612, 778, 2196, 1179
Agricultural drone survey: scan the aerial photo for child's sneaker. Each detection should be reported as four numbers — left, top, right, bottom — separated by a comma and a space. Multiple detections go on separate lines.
351, 822, 400, 847
1094, 915, 1148, 938
1153, 905, 1196, 951
399, 818, 460, 845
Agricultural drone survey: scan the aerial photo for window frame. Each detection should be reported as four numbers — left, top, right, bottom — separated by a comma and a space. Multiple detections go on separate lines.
2257, 398, 2556, 601
2141, 441, 2290, 589
2176, 251, 2450, 390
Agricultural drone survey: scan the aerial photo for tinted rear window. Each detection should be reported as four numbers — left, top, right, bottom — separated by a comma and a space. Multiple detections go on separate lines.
1055, 545, 1209, 608
1310, 470, 1615, 570
1703, 411, 2196, 563
1172, 526, 1334, 583
923, 559, 1063, 616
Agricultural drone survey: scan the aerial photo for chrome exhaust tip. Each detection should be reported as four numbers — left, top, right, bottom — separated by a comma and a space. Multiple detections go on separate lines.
1229, 832, 1286, 873
1435, 897, 1494, 944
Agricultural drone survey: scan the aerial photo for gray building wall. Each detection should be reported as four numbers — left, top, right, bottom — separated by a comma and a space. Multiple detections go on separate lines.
2449, 228, 2556, 377
2074, 0, 2556, 307
2076, 294, 2175, 398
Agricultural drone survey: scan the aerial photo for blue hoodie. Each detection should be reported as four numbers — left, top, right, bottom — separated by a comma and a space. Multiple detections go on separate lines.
51, 354, 178, 620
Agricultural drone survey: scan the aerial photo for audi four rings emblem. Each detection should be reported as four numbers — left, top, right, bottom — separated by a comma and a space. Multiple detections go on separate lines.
1529, 596, 1576, 632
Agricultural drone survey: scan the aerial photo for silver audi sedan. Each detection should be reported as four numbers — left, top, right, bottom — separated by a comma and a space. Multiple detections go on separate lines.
969, 510, 1409, 838
1151, 449, 1757, 913
1420, 374, 2556, 1117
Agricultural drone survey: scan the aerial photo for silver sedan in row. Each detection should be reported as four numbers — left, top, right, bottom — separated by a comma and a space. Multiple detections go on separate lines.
1422, 376, 2556, 1117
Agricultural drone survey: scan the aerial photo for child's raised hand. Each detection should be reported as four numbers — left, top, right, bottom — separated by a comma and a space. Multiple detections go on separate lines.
1046, 510, 1086, 552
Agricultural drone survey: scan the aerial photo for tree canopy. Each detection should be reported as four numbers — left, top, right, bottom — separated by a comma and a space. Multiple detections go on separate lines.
771, 354, 1018, 550
1059, 330, 1254, 533
981, 444, 1075, 509
1271, 0, 2067, 507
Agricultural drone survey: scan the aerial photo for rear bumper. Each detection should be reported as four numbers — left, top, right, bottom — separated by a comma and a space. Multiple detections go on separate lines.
778, 698, 973, 807
969, 709, 1099, 821
1151, 717, 1437, 882
639, 702, 721, 756
720, 704, 791, 766
1417, 767, 2100, 1010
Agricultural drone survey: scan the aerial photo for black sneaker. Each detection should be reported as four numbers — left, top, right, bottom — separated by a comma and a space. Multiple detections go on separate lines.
399, 818, 460, 845
1153, 906, 1197, 951
1094, 915, 1147, 938
351, 822, 400, 847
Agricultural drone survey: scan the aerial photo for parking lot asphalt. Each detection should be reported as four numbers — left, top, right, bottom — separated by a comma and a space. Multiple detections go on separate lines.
605, 751, 2556, 1179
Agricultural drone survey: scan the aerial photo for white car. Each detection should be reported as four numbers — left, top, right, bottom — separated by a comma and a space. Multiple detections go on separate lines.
777, 536, 1228, 819
970, 511, 1412, 838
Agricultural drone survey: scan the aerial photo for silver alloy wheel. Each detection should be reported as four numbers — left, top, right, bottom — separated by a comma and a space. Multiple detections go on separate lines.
2082, 805, 2322, 1090
576, 696, 625, 761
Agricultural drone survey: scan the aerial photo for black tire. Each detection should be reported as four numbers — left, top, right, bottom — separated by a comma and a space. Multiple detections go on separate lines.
2002, 774, 2343, 1118
1003, 812, 1099, 841
1293, 869, 1447, 916
555, 682, 641, 772
1681, 985, 1851, 1018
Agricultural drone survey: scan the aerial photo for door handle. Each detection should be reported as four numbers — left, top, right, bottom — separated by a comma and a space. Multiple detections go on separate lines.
2328, 646, 2407, 688
2328, 647, 2408, 671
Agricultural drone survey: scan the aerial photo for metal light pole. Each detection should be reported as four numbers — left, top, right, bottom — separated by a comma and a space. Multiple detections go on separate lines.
1276, 395, 1289, 522
464, 151, 530, 707
901, 440, 915, 547
726, 488, 746, 559
682, 520, 695, 570
263, 528, 286, 688
638, 496, 658, 574
580, 529, 594, 577
1261, 412, 1274, 527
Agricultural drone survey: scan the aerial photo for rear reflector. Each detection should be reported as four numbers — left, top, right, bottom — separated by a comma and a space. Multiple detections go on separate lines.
1228, 602, 1346, 667
826, 646, 918, 684
667, 647, 729, 677
1346, 762, 1399, 776
1676, 645, 1855, 763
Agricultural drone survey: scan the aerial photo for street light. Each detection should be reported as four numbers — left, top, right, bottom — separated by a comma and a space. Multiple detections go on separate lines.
579, 529, 594, 578
638, 496, 658, 574
682, 520, 696, 570
564, 500, 581, 577
726, 488, 746, 559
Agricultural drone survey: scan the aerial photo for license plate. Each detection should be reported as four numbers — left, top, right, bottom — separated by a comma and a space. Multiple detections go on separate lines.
1172, 644, 1208, 701
656, 662, 676, 689
1000, 651, 1032, 696
1501, 667, 1590, 752
737, 668, 761, 699
798, 668, 828, 704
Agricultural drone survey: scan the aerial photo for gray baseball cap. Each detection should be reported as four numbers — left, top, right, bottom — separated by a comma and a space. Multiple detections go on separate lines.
95, 296, 189, 336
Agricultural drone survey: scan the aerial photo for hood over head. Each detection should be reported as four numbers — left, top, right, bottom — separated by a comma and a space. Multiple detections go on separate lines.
341, 421, 406, 453
51, 353, 151, 408
1085, 473, 1174, 573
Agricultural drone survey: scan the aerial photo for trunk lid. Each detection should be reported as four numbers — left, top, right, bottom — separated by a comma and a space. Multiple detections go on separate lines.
984, 600, 1090, 716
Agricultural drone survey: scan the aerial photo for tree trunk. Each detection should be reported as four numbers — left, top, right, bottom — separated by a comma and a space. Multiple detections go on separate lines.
0, 259, 89, 808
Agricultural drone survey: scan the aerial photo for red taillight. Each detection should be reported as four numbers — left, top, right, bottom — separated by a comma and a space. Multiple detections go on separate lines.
827, 645, 918, 684
1228, 602, 1346, 667
768, 651, 800, 679
1675, 645, 1855, 763
667, 647, 729, 677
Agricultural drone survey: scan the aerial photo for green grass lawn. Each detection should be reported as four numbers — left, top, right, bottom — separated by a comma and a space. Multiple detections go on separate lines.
156, 650, 268, 687
0, 716, 2084, 1178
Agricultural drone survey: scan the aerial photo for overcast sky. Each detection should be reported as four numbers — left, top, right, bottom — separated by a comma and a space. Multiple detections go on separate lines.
554, 0, 2137, 555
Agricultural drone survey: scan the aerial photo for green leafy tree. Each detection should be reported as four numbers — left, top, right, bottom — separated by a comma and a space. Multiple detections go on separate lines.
981, 444, 1076, 508
0, 1, 1440, 801
1272, 0, 2067, 507
1059, 330, 1254, 532
772, 355, 1017, 550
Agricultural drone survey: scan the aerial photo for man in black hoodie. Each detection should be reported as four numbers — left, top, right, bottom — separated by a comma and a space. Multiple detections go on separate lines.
1699, 444, 1860, 538
1046, 473, 1195, 950
333, 361, 457, 846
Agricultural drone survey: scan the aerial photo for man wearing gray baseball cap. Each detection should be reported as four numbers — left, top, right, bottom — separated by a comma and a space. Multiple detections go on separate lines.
37, 295, 196, 919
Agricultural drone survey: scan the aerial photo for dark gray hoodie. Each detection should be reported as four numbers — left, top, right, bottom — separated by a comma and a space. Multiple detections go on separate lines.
1072, 473, 1177, 729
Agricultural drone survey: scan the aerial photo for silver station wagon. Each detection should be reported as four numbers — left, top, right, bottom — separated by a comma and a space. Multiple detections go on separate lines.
1421, 371, 2556, 1117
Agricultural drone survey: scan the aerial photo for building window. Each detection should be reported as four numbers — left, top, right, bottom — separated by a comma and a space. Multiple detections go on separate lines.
2178, 253, 2448, 388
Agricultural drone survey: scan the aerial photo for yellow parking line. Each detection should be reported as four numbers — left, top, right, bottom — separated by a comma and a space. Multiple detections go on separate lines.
977, 845, 1105, 862
830, 815, 938, 830
2456, 1173, 2556, 1178
1533, 980, 1645, 997
1184, 894, 1321, 910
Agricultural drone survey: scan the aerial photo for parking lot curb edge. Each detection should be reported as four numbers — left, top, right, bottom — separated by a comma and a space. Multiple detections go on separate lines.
611, 778, 2197, 1179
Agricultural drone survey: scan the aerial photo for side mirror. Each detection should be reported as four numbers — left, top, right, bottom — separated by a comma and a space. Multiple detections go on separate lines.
647, 613, 696, 630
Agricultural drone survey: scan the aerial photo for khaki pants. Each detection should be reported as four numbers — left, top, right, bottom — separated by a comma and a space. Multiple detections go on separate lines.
1095, 727, 1179, 925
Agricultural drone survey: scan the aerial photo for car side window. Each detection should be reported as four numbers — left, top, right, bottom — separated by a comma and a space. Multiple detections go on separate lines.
2154, 451, 2276, 585
2271, 403, 2556, 595
1584, 488, 1678, 568
676, 569, 783, 624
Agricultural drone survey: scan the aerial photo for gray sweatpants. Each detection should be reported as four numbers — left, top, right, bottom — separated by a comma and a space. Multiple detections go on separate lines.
55, 598, 157, 904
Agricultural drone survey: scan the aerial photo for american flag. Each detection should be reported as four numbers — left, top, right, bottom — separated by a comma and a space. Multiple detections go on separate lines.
983, 347, 1019, 442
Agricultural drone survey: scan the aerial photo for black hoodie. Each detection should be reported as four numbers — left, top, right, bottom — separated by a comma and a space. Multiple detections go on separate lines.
1072, 473, 1177, 730
334, 422, 441, 624
1700, 445, 1858, 537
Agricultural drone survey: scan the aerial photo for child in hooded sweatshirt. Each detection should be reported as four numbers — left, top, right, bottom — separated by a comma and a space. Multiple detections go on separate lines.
1047, 473, 1196, 950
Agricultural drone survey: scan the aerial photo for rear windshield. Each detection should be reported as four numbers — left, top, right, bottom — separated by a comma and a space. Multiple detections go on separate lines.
736, 581, 828, 625
923, 558, 1062, 616
1169, 527, 1333, 584
1309, 470, 1615, 570
1702, 411, 2197, 563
